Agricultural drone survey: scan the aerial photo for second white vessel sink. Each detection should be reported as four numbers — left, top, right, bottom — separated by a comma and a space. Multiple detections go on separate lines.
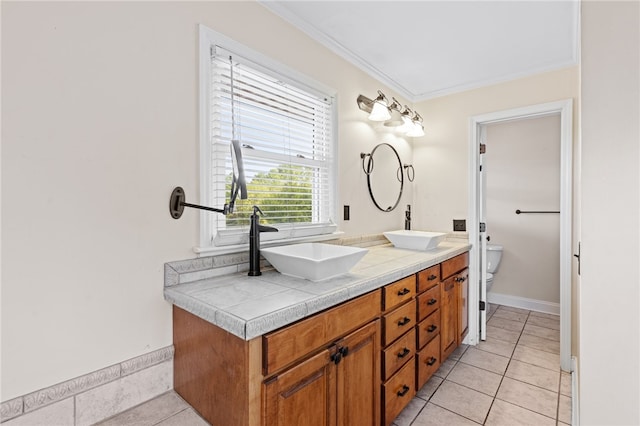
260, 243, 368, 282
383, 230, 447, 251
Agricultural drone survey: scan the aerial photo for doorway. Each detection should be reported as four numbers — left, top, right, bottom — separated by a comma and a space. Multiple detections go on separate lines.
467, 99, 573, 372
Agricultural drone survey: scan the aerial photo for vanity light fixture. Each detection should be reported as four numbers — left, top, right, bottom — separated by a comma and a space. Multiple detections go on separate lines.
407, 112, 425, 137
384, 97, 404, 127
368, 90, 391, 121
356, 91, 425, 137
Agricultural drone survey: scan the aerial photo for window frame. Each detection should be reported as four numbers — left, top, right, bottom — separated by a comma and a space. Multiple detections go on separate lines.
196, 25, 339, 255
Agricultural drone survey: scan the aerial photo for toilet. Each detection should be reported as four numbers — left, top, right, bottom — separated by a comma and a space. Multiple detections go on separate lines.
485, 244, 504, 292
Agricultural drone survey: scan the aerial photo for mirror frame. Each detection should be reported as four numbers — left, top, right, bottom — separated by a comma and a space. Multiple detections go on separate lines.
365, 142, 404, 212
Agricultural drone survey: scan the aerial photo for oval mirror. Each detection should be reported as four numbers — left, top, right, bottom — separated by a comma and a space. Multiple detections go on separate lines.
365, 143, 404, 212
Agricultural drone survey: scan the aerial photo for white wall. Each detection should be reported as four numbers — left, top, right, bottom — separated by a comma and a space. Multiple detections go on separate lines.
579, 1, 639, 424
412, 67, 578, 233
485, 115, 561, 304
1, 1, 413, 400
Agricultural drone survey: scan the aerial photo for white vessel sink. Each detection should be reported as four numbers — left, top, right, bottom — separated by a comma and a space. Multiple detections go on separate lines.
383, 230, 447, 251
260, 243, 368, 282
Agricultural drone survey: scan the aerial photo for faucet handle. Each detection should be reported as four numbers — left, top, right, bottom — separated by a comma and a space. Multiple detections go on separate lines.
253, 205, 264, 216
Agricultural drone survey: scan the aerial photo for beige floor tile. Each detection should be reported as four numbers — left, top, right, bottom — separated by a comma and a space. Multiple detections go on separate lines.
446, 362, 503, 396
486, 325, 521, 344
491, 309, 528, 323
496, 306, 530, 315
449, 343, 469, 361
512, 345, 560, 371
558, 395, 572, 424
505, 360, 559, 391
95, 392, 189, 426
488, 303, 499, 318
433, 358, 457, 379
417, 375, 443, 400
156, 408, 209, 426
460, 347, 510, 375
430, 381, 493, 424
477, 339, 516, 358
412, 403, 479, 426
560, 372, 572, 396
528, 311, 559, 321
526, 315, 560, 330
496, 377, 558, 419
488, 316, 525, 333
522, 323, 560, 342
485, 399, 556, 426
517, 333, 560, 355
393, 397, 427, 426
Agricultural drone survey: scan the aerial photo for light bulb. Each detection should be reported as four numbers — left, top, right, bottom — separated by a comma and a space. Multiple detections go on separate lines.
368, 101, 391, 121
407, 121, 425, 137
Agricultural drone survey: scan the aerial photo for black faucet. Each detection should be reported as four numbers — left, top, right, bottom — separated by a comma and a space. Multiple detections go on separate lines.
248, 205, 279, 276
405, 204, 411, 230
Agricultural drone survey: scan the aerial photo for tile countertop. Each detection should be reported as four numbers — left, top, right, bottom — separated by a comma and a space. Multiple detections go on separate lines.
164, 241, 470, 341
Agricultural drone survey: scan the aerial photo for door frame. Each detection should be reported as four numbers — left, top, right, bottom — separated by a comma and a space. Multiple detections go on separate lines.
467, 99, 573, 372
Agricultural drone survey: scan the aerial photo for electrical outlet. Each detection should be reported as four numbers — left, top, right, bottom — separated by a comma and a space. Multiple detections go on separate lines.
344, 205, 350, 221
453, 219, 466, 232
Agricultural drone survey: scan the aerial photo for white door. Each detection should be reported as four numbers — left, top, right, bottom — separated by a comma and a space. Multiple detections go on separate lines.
479, 125, 488, 340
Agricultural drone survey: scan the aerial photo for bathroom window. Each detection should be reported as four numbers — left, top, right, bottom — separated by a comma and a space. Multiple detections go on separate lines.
198, 26, 337, 250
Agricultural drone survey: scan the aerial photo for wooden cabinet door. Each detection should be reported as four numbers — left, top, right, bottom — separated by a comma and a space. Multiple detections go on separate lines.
440, 276, 457, 360
263, 349, 336, 426
457, 268, 469, 344
336, 320, 380, 426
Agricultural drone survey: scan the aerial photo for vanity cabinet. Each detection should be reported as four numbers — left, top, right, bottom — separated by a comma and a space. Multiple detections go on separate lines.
381, 276, 417, 426
171, 250, 469, 426
415, 265, 442, 390
263, 319, 380, 426
456, 268, 469, 344
440, 253, 470, 360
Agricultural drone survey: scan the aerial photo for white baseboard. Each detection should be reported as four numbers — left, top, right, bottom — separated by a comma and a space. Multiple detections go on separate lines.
487, 292, 560, 315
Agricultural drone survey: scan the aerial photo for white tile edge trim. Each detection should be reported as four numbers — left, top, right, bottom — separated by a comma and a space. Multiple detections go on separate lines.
0, 346, 174, 422
487, 292, 560, 315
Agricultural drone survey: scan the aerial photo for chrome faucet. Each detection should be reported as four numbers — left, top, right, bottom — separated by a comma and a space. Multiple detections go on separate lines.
248, 206, 278, 276
405, 204, 411, 230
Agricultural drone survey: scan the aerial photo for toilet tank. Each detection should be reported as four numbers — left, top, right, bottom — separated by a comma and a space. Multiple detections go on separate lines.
486, 244, 503, 273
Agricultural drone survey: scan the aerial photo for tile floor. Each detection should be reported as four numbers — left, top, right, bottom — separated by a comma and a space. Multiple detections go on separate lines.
390, 304, 571, 426
97, 304, 570, 426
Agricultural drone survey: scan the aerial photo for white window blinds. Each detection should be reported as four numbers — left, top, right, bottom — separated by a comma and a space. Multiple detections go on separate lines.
209, 46, 336, 246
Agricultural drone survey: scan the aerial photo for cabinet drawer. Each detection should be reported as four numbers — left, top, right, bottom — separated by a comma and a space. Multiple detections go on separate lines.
417, 335, 441, 390
417, 265, 440, 293
441, 252, 469, 279
263, 290, 381, 375
383, 300, 416, 346
417, 310, 441, 349
382, 328, 416, 380
383, 276, 416, 311
417, 283, 440, 322
383, 360, 416, 426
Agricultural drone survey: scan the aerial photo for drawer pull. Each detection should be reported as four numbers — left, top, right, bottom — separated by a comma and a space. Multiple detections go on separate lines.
426, 298, 437, 306
455, 276, 467, 282
397, 288, 410, 296
397, 385, 410, 397
426, 357, 437, 366
397, 348, 411, 359
428, 274, 437, 280
427, 324, 437, 333
397, 317, 411, 326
